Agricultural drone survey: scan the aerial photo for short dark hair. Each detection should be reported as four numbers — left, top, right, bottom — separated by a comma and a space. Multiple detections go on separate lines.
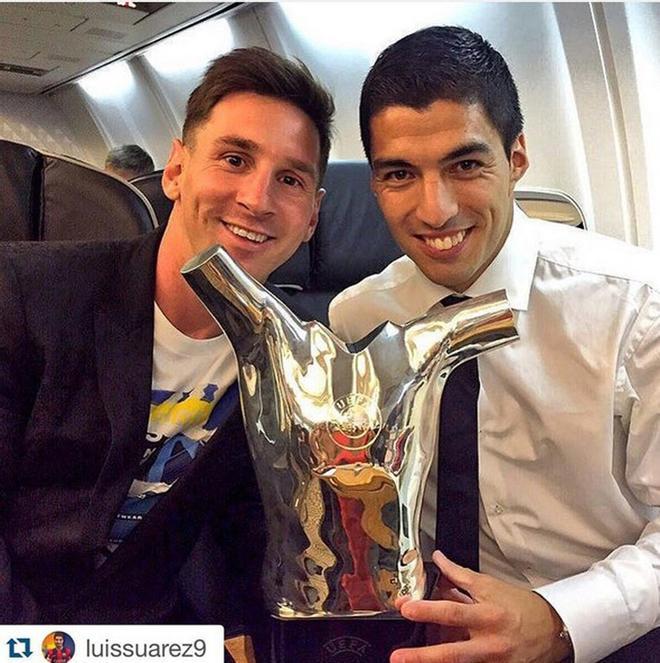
360, 26, 523, 160
105, 144, 154, 178
183, 47, 335, 182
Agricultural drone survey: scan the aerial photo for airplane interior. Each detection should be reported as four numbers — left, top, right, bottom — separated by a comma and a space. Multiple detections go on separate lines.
1, 5, 660, 661
3, 2, 656, 319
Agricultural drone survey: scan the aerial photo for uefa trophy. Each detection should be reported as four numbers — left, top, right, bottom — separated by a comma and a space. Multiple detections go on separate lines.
182, 246, 518, 657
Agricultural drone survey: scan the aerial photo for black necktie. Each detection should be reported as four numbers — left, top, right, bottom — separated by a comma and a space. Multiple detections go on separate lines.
435, 294, 480, 571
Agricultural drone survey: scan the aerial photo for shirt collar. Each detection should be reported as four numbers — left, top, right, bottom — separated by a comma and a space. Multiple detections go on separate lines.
411, 204, 538, 312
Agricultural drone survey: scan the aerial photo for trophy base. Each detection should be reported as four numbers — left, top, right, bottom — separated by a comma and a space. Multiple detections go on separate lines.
270, 564, 437, 662
271, 616, 421, 663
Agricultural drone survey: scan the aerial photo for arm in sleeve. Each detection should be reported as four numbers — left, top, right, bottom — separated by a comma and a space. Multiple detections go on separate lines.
0, 250, 41, 622
177, 413, 269, 657
328, 291, 354, 341
535, 291, 660, 663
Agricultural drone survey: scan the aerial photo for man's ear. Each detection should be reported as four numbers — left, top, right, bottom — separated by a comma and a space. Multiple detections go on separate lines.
162, 139, 185, 202
509, 133, 529, 190
304, 187, 326, 242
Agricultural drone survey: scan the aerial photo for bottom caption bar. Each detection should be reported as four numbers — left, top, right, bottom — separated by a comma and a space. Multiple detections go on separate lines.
0, 625, 224, 663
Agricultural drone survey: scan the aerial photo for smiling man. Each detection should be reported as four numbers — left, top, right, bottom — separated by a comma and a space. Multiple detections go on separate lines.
329, 26, 660, 663
369, 100, 526, 293
0, 47, 333, 662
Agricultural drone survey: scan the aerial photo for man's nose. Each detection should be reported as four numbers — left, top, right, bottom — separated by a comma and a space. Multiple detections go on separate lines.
416, 177, 459, 227
235, 170, 275, 217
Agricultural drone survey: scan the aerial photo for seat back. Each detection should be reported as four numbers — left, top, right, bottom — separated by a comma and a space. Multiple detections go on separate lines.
130, 170, 173, 226
0, 140, 42, 240
271, 160, 404, 291
0, 139, 157, 241
514, 187, 586, 229
310, 160, 403, 292
269, 161, 402, 321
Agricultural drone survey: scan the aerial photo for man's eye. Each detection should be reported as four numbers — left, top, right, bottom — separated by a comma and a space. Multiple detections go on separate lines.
384, 170, 411, 181
224, 154, 245, 168
454, 160, 480, 173
281, 174, 302, 187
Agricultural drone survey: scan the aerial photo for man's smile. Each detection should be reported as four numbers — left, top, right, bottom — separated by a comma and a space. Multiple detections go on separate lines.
222, 221, 272, 244
420, 228, 468, 252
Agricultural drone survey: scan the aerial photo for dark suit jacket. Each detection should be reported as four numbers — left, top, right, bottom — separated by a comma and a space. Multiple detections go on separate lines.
0, 228, 271, 649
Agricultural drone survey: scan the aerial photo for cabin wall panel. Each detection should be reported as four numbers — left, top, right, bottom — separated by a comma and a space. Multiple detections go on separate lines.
138, 10, 270, 132
596, 3, 647, 247
622, 3, 660, 250
138, 17, 238, 133
60, 9, 271, 170
0, 91, 90, 159
74, 59, 176, 169
47, 85, 109, 166
552, 3, 624, 240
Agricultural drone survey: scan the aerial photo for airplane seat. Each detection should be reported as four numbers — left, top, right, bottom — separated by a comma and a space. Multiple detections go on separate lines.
309, 160, 403, 320
131, 170, 173, 226
514, 187, 586, 229
42, 154, 158, 240
270, 160, 403, 324
0, 139, 42, 240
0, 139, 157, 241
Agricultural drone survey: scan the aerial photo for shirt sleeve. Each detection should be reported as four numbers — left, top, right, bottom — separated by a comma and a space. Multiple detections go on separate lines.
535, 290, 660, 663
328, 290, 367, 343
328, 292, 350, 339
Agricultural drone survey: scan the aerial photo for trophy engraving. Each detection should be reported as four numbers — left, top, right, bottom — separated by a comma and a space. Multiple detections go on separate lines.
182, 245, 518, 619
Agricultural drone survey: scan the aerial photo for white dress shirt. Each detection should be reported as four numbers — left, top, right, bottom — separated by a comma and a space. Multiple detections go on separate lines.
328, 207, 660, 663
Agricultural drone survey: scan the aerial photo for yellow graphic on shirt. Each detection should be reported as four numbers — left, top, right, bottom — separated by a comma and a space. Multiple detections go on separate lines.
149, 383, 220, 441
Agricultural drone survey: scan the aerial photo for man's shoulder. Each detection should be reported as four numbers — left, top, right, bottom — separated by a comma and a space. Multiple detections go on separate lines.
328, 255, 426, 341
331, 255, 418, 313
530, 217, 660, 289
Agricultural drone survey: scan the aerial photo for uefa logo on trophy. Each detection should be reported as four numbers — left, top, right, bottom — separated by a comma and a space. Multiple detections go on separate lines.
327, 393, 382, 451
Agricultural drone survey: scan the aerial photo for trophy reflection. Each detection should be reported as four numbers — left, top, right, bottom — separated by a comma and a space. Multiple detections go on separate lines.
182, 245, 518, 619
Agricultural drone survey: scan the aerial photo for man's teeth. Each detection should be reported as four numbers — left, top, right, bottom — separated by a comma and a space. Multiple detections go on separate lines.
424, 230, 466, 251
226, 223, 269, 244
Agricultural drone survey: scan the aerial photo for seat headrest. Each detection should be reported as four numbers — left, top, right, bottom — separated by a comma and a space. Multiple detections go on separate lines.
270, 160, 402, 294
311, 160, 402, 290
42, 156, 157, 240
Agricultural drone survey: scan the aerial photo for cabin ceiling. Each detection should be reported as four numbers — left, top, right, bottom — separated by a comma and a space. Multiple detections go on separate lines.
0, 2, 230, 95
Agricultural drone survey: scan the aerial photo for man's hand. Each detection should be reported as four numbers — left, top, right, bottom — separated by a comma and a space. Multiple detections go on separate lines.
390, 551, 572, 663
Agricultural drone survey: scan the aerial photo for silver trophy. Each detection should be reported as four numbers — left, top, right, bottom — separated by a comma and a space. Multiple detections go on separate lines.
182, 246, 518, 619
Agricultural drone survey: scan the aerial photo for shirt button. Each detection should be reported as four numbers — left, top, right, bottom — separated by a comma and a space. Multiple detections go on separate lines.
493, 503, 504, 515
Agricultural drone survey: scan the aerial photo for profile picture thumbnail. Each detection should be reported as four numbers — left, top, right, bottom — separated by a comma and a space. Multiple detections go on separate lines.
42, 631, 75, 662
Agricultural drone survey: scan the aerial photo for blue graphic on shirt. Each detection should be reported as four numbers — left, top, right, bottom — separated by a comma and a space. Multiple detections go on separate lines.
105, 382, 238, 548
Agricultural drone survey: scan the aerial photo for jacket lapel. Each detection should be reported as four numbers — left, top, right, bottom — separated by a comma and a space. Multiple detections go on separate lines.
85, 228, 164, 536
